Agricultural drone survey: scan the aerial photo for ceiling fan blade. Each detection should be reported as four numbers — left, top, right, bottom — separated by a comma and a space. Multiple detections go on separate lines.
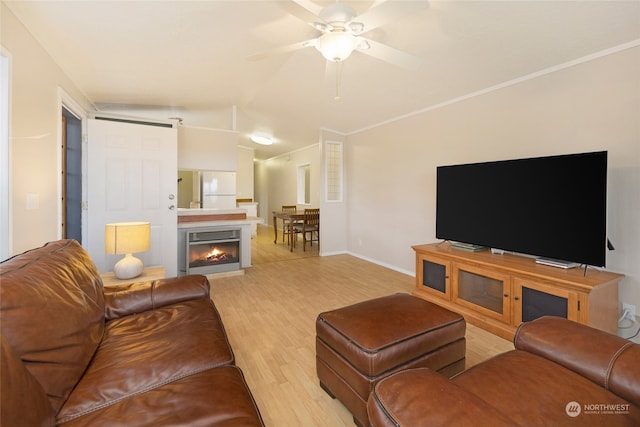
282, 0, 324, 25
247, 39, 317, 61
354, 0, 429, 33
359, 38, 423, 70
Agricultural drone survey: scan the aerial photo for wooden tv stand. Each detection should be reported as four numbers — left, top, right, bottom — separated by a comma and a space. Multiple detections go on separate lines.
412, 243, 624, 340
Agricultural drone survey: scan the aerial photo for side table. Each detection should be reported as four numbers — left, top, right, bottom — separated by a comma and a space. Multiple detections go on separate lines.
101, 265, 166, 287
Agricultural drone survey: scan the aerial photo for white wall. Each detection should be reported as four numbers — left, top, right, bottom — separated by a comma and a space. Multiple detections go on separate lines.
1, 3, 92, 255
177, 125, 238, 171
345, 46, 640, 309
236, 146, 255, 200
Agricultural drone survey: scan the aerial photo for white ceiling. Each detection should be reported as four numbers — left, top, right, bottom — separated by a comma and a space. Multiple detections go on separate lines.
6, 1, 640, 160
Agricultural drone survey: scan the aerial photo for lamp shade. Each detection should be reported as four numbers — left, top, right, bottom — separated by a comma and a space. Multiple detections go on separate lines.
105, 222, 151, 255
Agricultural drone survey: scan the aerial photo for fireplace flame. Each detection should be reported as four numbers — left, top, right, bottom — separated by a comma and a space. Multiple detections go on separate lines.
189, 241, 239, 270
207, 248, 222, 257
205, 247, 228, 263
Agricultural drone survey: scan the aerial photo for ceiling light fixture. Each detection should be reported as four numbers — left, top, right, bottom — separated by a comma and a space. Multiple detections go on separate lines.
251, 135, 273, 145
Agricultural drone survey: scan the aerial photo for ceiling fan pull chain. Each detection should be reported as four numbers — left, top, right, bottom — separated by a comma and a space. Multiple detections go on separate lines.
335, 61, 342, 101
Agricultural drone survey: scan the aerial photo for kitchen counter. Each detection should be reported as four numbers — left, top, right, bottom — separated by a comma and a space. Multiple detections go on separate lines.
177, 208, 249, 224
177, 207, 263, 228
178, 217, 263, 229
177, 208, 247, 216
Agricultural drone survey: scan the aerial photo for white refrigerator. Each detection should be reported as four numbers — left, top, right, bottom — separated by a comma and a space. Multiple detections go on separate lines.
201, 171, 237, 209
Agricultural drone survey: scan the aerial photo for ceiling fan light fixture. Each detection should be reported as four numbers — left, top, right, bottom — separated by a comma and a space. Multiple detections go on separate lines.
319, 3, 356, 24
347, 21, 365, 35
313, 22, 328, 32
356, 37, 370, 51
316, 31, 357, 62
250, 134, 273, 145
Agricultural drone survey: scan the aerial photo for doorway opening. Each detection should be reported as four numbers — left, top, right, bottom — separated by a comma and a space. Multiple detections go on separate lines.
297, 163, 310, 205
62, 107, 82, 242
1, 52, 9, 260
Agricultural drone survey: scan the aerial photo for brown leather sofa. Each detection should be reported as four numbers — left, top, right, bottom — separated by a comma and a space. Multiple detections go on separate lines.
1, 239, 264, 426
368, 316, 640, 426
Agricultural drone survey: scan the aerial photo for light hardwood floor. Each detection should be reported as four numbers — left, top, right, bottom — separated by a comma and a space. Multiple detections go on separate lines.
208, 225, 513, 427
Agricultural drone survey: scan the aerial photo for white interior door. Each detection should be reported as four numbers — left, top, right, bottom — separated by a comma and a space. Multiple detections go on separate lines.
87, 118, 177, 276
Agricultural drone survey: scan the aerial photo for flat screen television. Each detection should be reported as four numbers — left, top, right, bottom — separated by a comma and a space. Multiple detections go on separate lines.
436, 151, 608, 267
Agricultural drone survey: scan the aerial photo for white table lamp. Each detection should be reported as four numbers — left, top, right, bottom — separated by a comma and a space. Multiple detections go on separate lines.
105, 222, 151, 279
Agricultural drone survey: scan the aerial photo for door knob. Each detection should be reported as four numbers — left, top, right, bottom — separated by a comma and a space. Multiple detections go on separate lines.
169, 194, 175, 200
169, 205, 175, 210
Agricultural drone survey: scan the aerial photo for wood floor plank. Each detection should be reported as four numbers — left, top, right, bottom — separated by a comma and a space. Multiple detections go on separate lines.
208, 225, 513, 426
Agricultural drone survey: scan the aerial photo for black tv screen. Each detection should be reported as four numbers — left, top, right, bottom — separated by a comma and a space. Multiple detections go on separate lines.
436, 151, 607, 267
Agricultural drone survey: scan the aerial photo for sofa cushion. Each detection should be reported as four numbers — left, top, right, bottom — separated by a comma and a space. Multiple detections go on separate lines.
57, 297, 235, 423
58, 366, 264, 427
0, 240, 105, 413
453, 350, 640, 425
368, 368, 516, 427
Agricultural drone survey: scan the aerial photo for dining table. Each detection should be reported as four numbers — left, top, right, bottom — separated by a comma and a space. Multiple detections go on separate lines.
272, 211, 305, 252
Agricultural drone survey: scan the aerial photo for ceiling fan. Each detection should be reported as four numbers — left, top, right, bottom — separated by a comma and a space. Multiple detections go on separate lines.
248, 0, 428, 70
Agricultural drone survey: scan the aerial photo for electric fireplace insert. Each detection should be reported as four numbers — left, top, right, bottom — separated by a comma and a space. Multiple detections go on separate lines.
186, 228, 241, 275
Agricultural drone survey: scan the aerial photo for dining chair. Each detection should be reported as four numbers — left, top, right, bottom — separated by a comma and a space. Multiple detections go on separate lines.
281, 205, 298, 245
294, 208, 319, 251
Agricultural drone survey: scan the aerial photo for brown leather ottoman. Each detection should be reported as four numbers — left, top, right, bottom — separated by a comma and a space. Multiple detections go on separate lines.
316, 293, 466, 427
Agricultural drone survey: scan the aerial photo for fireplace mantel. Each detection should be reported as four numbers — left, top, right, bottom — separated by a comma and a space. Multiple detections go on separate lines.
177, 208, 247, 223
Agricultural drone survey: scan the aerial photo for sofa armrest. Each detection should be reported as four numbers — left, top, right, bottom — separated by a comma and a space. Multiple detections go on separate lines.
515, 316, 638, 404
1, 335, 56, 426
103, 275, 210, 320
367, 368, 515, 427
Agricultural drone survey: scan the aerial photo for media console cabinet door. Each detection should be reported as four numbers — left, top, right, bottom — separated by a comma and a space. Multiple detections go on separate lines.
416, 253, 452, 300
512, 278, 579, 325
453, 263, 512, 324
